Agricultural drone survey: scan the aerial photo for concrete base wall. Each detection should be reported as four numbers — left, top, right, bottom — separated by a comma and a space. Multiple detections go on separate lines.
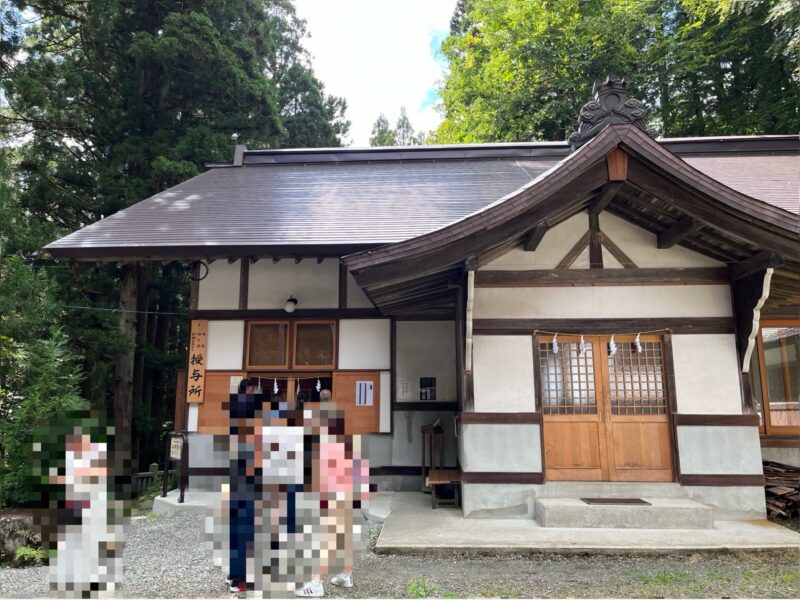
462, 483, 541, 519
683, 486, 766, 519
761, 447, 800, 468
460, 424, 541, 472
677, 426, 763, 474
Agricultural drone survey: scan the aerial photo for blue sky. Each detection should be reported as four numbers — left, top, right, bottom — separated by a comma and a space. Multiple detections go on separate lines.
294, 0, 457, 146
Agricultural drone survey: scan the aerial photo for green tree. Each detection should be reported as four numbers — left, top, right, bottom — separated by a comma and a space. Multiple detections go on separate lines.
2, 0, 348, 475
369, 113, 397, 146
434, 0, 800, 142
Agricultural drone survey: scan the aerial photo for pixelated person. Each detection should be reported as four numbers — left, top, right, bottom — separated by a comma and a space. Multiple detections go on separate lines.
295, 390, 370, 598
225, 378, 264, 593
48, 428, 121, 597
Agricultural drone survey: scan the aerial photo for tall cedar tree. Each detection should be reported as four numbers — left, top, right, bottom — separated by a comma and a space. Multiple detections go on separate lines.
434, 0, 800, 142
2, 0, 349, 474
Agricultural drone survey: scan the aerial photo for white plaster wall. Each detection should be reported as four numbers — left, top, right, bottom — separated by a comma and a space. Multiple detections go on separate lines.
600, 211, 722, 268
479, 210, 721, 271
206, 320, 245, 370
380, 371, 391, 433
338, 319, 391, 370
187, 404, 199, 432
483, 212, 587, 270
473, 335, 536, 412
347, 272, 374, 308
462, 483, 541, 519
672, 334, 742, 414
396, 321, 456, 403
198, 260, 240, 309
761, 447, 800, 468
361, 434, 393, 467
248, 259, 338, 309
392, 410, 458, 466
460, 424, 542, 472
474, 285, 732, 319
677, 426, 763, 474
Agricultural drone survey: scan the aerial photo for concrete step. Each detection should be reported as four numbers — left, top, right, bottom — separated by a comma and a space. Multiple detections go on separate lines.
538, 481, 687, 499
534, 497, 714, 529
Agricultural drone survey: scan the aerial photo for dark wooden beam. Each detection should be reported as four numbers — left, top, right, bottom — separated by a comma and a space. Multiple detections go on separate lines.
475, 267, 727, 287
728, 251, 785, 281
459, 412, 542, 424
473, 317, 735, 335
598, 232, 637, 268
589, 212, 603, 269
188, 308, 382, 320
589, 182, 624, 215
556, 231, 590, 270
523, 222, 549, 251
238, 259, 249, 310
673, 414, 760, 427
657, 216, 699, 249
338, 262, 348, 309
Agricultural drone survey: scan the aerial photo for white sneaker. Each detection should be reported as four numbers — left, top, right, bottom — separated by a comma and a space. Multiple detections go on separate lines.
295, 579, 324, 597
330, 572, 353, 588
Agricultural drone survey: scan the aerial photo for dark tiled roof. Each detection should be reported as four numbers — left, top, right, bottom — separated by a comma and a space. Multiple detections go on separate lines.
45, 135, 799, 258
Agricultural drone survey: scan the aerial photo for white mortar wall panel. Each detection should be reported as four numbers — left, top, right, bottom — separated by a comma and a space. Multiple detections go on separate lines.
677, 426, 763, 474
379, 371, 391, 433
206, 320, 245, 370
600, 211, 723, 268
396, 321, 456, 403
346, 272, 374, 308
187, 404, 199, 432
474, 285, 732, 319
481, 213, 587, 270
338, 319, 391, 370
473, 335, 536, 413
248, 259, 338, 309
361, 434, 392, 467
461, 424, 542, 472
197, 260, 240, 309
392, 410, 458, 466
672, 334, 742, 414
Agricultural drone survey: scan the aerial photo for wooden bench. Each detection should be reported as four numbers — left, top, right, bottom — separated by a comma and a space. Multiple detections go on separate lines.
425, 469, 460, 508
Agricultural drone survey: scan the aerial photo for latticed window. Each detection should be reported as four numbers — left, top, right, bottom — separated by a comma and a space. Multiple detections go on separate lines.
608, 340, 667, 415
538, 340, 597, 414
537, 335, 667, 415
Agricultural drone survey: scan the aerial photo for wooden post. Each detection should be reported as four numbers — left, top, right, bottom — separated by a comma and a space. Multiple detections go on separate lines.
114, 262, 138, 482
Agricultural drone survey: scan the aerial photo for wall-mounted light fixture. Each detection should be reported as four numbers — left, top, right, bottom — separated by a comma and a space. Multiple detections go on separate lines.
284, 296, 298, 313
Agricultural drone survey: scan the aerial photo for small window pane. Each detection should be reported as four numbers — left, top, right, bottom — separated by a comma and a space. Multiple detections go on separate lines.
762, 327, 800, 428
248, 323, 288, 367
539, 341, 596, 415
608, 341, 666, 415
295, 323, 335, 367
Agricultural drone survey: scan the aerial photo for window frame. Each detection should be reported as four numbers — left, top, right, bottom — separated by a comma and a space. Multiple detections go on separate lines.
244, 320, 291, 370
291, 320, 337, 370
753, 318, 800, 436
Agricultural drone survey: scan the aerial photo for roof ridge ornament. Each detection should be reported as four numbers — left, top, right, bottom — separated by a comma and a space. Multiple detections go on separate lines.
568, 74, 658, 151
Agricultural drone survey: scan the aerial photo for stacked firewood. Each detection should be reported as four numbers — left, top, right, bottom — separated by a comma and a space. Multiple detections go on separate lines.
763, 460, 800, 519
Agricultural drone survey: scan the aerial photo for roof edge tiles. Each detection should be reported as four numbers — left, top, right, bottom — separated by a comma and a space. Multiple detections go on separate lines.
229, 134, 799, 167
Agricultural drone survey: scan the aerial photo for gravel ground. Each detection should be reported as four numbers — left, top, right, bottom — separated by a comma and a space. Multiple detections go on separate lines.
1, 511, 798, 599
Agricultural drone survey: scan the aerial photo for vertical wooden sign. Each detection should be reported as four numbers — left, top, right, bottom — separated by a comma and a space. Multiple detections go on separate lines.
187, 319, 208, 404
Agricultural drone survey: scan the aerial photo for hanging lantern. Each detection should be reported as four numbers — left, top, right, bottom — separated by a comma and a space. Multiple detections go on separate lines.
552, 333, 559, 355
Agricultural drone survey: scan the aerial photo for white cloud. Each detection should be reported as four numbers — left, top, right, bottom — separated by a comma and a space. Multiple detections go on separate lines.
294, 0, 456, 147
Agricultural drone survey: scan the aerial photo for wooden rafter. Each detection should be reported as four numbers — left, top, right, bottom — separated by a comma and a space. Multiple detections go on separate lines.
657, 216, 699, 249
728, 251, 785, 281
556, 231, 590, 270
598, 231, 637, 268
523, 222, 549, 251
589, 182, 624, 214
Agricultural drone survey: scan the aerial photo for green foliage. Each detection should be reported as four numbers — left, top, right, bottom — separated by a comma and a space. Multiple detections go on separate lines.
435, 0, 800, 142
407, 578, 438, 598
369, 107, 426, 146
13, 545, 46, 567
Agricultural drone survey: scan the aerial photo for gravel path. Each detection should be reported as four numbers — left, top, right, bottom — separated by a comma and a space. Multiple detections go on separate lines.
1, 511, 798, 598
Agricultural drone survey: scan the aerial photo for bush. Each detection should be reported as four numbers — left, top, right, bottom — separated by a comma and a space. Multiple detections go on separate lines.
13, 545, 46, 566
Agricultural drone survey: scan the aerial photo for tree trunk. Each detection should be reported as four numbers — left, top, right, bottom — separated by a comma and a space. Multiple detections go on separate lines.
113, 263, 138, 482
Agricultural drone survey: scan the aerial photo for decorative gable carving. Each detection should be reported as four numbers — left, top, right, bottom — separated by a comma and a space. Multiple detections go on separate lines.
569, 75, 658, 151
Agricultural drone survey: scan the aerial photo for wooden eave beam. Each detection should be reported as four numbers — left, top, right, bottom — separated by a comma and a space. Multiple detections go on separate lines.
657, 216, 699, 249
728, 251, 785, 281
523, 222, 549, 251
589, 182, 624, 215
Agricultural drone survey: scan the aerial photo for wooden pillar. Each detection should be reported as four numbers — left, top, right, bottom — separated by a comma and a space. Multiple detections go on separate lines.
113, 262, 138, 481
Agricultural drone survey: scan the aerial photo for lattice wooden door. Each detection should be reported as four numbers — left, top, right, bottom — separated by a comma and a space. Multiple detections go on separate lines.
538, 335, 673, 482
